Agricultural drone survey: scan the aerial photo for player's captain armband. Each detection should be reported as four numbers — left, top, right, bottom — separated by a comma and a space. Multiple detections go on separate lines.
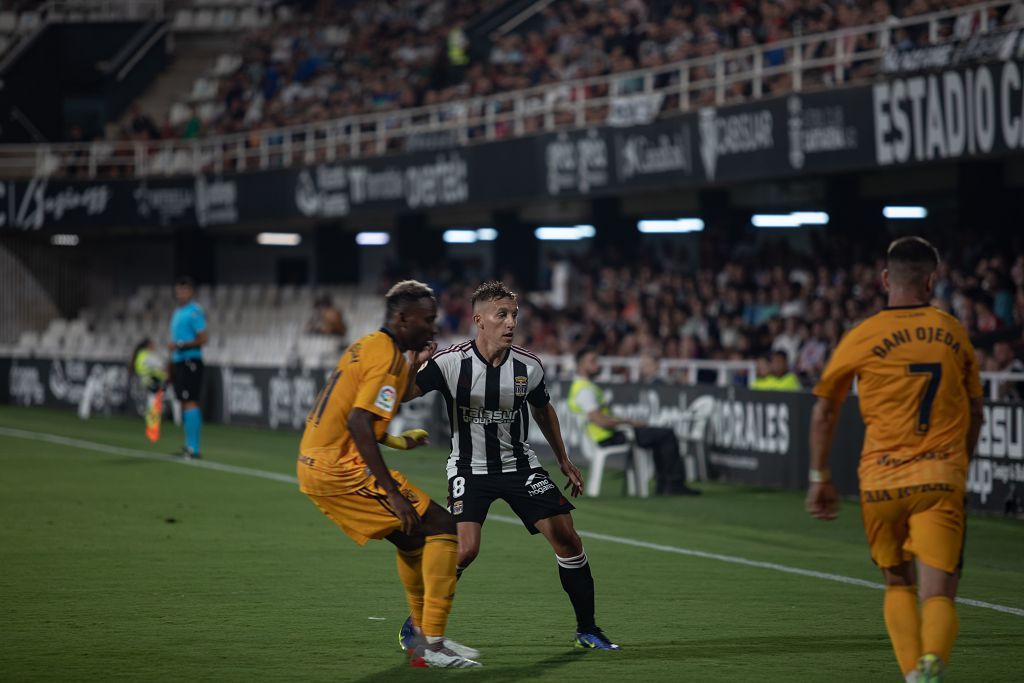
374, 385, 397, 412
381, 429, 429, 450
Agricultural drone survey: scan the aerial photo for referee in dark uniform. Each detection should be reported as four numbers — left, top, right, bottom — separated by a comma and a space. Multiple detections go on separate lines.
169, 276, 208, 458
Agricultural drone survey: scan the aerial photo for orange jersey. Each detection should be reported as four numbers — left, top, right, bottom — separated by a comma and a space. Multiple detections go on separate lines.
298, 328, 410, 495
814, 305, 982, 489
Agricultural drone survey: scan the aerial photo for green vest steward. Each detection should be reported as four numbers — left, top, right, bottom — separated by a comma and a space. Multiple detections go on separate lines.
134, 349, 167, 384
567, 377, 615, 443
447, 28, 468, 66
751, 373, 801, 391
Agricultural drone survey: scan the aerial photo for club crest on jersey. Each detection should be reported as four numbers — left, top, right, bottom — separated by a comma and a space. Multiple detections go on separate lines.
374, 385, 397, 412
452, 500, 464, 515
514, 375, 528, 397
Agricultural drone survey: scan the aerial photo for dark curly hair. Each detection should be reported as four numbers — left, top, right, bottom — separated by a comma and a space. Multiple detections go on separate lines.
384, 280, 435, 318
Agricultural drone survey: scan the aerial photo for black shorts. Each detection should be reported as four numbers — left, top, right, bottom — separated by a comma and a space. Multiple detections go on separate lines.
447, 468, 575, 534
171, 359, 204, 403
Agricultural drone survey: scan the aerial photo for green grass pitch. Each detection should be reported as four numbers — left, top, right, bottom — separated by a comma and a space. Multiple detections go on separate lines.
1, 406, 1021, 681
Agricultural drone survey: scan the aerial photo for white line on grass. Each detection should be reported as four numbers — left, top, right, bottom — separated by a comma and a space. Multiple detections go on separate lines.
2, 425, 1022, 618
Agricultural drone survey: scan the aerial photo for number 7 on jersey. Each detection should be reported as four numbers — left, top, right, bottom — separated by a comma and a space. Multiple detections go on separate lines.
906, 363, 942, 435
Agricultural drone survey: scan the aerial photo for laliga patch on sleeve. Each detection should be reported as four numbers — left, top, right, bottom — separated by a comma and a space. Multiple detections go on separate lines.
374, 385, 397, 412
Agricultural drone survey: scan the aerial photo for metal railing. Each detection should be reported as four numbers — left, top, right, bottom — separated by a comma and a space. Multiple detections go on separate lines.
0, 0, 1014, 179
982, 371, 1024, 400
542, 354, 757, 387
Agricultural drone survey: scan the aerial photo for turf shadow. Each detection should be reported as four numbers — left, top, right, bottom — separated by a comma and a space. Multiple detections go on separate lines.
349, 649, 586, 682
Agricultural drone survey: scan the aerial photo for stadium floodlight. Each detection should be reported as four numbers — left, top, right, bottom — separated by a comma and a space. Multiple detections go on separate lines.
751, 212, 830, 228
637, 218, 705, 234
476, 228, 498, 241
443, 229, 478, 244
256, 232, 301, 246
883, 206, 928, 219
790, 211, 829, 225
50, 234, 79, 246
355, 231, 390, 246
534, 225, 596, 240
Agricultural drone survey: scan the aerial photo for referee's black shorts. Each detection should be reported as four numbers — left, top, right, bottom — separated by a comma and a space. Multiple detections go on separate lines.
171, 358, 204, 403
447, 468, 575, 534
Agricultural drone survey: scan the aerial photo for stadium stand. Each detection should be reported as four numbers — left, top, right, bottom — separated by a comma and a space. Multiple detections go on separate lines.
3, 241, 1022, 395
136, 0, 1020, 141
5, 0, 1017, 178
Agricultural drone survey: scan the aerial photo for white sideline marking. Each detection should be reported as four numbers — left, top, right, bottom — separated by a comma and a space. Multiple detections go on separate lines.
2, 425, 1022, 619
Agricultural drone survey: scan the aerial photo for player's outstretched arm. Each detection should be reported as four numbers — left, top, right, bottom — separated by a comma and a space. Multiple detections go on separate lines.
531, 402, 584, 498
348, 407, 420, 535
806, 396, 841, 521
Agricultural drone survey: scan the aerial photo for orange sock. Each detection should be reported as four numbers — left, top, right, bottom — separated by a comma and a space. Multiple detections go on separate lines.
420, 533, 458, 638
883, 586, 921, 675
395, 546, 424, 629
921, 596, 959, 665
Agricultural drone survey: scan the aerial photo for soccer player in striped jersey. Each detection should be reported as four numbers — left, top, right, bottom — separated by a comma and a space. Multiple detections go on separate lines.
402, 280, 620, 651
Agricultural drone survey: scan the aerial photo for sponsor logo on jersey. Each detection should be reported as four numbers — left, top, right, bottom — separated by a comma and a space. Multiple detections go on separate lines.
452, 500, 464, 515
514, 375, 528, 397
375, 385, 397, 412
460, 406, 516, 424
525, 472, 555, 496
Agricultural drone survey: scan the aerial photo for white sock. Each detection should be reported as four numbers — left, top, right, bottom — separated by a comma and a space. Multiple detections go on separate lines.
426, 636, 443, 645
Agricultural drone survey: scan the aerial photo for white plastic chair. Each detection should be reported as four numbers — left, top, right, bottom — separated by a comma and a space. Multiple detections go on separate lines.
574, 418, 653, 497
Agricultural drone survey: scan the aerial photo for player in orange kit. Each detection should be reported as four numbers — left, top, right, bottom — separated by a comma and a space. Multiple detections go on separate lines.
806, 237, 984, 683
297, 280, 480, 668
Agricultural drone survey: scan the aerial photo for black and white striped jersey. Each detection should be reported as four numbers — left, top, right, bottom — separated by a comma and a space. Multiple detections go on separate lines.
416, 340, 549, 478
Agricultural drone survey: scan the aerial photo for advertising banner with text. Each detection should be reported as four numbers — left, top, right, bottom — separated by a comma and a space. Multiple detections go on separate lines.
3, 356, 1017, 514
5, 55, 1024, 230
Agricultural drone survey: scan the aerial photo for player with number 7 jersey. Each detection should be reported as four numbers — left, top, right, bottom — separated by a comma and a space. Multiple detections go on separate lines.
807, 237, 984, 683
813, 305, 982, 493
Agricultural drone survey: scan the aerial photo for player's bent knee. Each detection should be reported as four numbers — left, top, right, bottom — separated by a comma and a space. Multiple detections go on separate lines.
882, 562, 916, 587
551, 531, 583, 557
386, 530, 425, 552
917, 561, 959, 600
420, 501, 456, 536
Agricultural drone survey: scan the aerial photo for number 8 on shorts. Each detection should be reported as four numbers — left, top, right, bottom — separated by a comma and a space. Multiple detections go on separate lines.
448, 475, 468, 517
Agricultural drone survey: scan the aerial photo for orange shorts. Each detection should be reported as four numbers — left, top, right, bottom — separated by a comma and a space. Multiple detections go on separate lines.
860, 483, 965, 574
305, 469, 432, 545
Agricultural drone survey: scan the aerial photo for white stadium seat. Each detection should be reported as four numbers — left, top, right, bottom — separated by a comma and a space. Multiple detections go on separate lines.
215, 9, 237, 30
193, 9, 215, 30
17, 11, 40, 33
174, 9, 194, 30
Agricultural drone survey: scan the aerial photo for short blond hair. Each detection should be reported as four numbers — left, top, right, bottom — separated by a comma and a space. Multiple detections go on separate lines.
385, 280, 435, 317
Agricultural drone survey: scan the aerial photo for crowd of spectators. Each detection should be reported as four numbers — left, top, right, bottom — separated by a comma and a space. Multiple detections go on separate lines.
397, 236, 1024, 393
116, 0, 1020, 145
